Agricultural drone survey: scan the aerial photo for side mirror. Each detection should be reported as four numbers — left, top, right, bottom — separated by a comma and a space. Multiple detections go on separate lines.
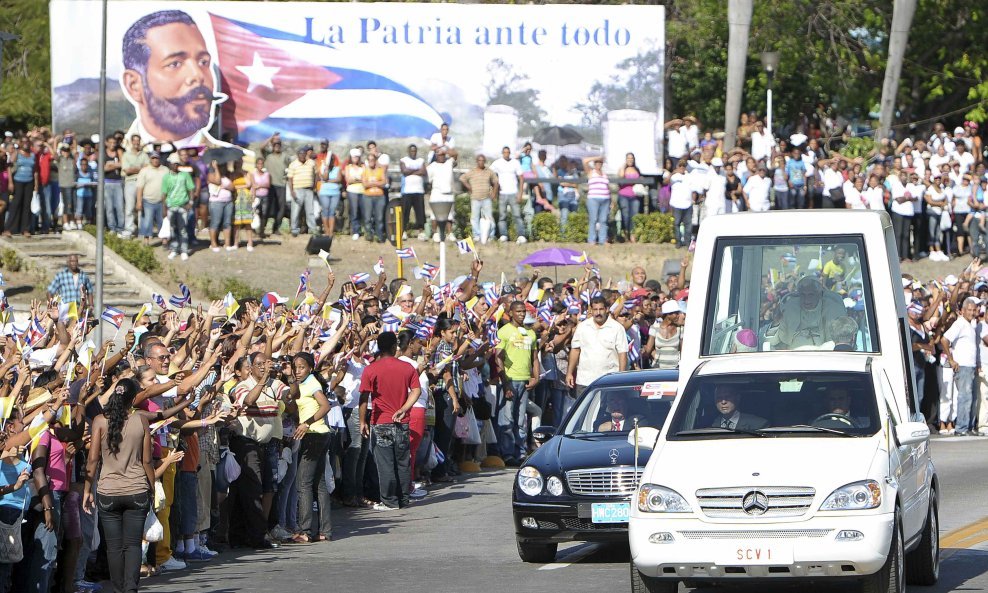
894, 421, 930, 446
532, 426, 556, 443
628, 427, 661, 450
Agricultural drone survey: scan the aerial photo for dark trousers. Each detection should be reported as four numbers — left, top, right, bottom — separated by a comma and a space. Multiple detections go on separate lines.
431, 393, 454, 479
227, 435, 267, 546
263, 185, 286, 234
371, 423, 411, 509
297, 432, 333, 538
672, 206, 692, 248
342, 408, 369, 501
891, 212, 912, 259
7, 181, 33, 235
401, 193, 425, 231
97, 491, 150, 593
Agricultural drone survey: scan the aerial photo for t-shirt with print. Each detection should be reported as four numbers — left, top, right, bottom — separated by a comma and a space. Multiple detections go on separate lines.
360, 356, 420, 425
497, 323, 536, 381
785, 158, 806, 187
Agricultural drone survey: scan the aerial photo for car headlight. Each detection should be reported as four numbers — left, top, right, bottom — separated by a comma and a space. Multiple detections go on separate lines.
637, 484, 692, 513
517, 467, 544, 496
547, 476, 564, 496
820, 480, 882, 511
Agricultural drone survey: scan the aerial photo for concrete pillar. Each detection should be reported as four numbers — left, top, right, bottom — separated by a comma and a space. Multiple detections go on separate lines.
724, 0, 753, 151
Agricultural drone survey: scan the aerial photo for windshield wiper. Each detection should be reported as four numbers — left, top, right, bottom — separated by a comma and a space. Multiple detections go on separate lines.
761, 425, 858, 437
674, 427, 770, 438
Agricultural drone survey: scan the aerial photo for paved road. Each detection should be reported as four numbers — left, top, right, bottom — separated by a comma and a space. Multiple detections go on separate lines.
142, 438, 988, 593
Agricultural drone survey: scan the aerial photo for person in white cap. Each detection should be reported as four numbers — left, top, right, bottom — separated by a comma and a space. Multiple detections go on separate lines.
704, 158, 728, 216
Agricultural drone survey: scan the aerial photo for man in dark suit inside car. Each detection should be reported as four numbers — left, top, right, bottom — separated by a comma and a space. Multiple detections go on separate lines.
711, 384, 768, 430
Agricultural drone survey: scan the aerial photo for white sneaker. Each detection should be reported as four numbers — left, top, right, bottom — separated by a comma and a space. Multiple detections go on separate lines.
446, 234, 456, 242
167, 251, 177, 260
409, 488, 428, 499
159, 556, 186, 571
180, 253, 189, 261
938, 429, 949, 435
433, 234, 441, 243
352, 233, 360, 241
119, 231, 133, 239
197, 545, 218, 558
499, 235, 508, 242
372, 502, 398, 511
417, 233, 427, 241
516, 235, 527, 244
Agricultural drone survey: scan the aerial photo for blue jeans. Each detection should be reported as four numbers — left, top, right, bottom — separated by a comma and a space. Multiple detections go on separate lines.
319, 192, 340, 219
347, 192, 363, 235
297, 432, 333, 537
38, 183, 53, 232
208, 200, 232, 231
275, 440, 300, 531
791, 185, 807, 209
291, 187, 317, 235
955, 366, 977, 433
498, 194, 523, 238
587, 198, 610, 245
342, 408, 369, 501
14, 490, 63, 593
169, 207, 191, 255
362, 194, 385, 241
175, 471, 198, 536
139, 201, 163, 238
559, 195, 578, 229
774, 189, 790, 210
673, 205, 693, 248
618, 195, 641, 236
470, 198, 493, 241
104, 181, 125, 232
550, 386, 575, 427
0, 505, 21, 593
497, 380, 530, 460
371, 423, 411, 509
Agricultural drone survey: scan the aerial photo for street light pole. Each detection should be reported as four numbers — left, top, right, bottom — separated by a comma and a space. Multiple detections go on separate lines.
760, 51, 780, 137
95, 0, 108, 346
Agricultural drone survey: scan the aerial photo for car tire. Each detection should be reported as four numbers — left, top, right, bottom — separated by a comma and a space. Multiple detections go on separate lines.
516, 541, 557, 563
861, 509, 905, 593
630, 562, 677, 593
906, 489, 940, 586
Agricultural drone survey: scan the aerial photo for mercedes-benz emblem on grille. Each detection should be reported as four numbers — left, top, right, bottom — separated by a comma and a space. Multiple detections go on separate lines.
609, 449, 619, 464
741, 490, 769, 515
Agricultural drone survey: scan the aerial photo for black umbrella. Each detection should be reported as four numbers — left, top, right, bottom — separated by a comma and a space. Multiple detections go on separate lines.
202, 146, 246, 165
532, 125, 584, 146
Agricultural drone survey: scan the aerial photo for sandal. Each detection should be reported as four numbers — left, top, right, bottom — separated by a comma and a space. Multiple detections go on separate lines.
315, 534, 331, 542
290, 533, 313, 544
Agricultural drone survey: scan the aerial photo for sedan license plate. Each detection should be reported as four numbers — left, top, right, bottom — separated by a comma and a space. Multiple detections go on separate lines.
591, 502, 630, 524
722, 542, 793, 566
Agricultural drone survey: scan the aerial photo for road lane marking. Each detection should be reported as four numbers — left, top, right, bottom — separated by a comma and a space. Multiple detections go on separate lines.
538, 543, 602, 570
939, 516, 988, 563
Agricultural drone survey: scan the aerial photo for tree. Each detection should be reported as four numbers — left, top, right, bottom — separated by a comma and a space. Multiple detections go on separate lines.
0, 0, 50, 128
485, 58, 547, 136
574, 46, 665, 129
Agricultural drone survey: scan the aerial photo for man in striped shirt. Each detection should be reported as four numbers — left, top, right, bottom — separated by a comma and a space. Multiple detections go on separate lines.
287, 147, 318, 237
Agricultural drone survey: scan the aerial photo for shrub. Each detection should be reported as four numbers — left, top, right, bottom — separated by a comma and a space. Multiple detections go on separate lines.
562, 211, 589, 243
452, 194, 471, 239
530, 212, 560, 242
220, 277, 260, 302
0, 248, 23, 272
631, 213, 675, 244
84, 225, 161, 274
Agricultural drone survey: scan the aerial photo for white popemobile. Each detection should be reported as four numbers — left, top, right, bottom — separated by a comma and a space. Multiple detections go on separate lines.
628, 211, 938, 593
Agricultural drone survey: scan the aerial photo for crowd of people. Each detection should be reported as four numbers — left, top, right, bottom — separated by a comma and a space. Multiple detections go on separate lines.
0, 246, 690, 593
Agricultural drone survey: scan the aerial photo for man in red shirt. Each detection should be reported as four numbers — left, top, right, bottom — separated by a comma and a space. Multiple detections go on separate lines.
359, 332, 421, 510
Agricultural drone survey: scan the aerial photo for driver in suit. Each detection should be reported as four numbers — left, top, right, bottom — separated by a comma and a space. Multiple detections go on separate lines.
814, 388, 859, 428
711, 384, 768, 430
597, 395, 643, 432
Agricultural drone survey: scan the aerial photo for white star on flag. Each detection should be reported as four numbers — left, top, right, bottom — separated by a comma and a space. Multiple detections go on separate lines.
236, 52, 279, 93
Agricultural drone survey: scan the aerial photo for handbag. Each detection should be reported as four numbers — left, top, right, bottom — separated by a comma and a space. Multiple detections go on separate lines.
0, 509, 24, 563
143, 510, 163, 542
157, 216, 171, 240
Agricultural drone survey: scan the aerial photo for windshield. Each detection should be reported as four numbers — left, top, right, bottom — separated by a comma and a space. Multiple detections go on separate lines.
667, 371, 880, 439
563, 384, 674, 435
703, 236, 878, 355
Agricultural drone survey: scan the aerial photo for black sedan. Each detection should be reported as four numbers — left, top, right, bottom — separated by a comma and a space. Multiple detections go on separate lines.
512, 369, 679, 563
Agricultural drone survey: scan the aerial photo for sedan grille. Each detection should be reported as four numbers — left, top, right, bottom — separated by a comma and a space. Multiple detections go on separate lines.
565, 467, 643, 497
695, 486, 816, 518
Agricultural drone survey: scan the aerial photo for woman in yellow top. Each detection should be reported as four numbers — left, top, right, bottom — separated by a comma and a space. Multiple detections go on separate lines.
343, 149, 365, 240
360, 153, 387, 243
288, 352, 332, 543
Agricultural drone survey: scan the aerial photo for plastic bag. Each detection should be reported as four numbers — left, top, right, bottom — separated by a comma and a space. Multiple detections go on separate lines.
251, 211, 261, 232
463, 407, 482, 445
424, 443, 439, 471
143, 511, 163, 542
158, 216, 171, 240
454, 413, 471, 440
153, 480, 166, 512
30, 192, 41, 215
323, 450, 336, 494
224, 448, 242, 483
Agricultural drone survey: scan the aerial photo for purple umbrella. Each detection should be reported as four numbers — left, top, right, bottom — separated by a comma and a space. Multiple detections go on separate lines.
518, 247, 594, 268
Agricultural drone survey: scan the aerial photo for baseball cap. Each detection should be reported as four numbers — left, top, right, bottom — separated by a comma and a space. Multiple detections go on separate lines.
149, 151, 161, 159
711, 157, 724, 167
660, 301, 679, 315
944, 274, 958, 286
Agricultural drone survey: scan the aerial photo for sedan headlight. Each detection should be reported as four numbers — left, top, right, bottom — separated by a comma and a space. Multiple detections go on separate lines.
517, 467, 544, 496
637, 484, 692, 513
820, 480, 882, 511
546, 476, 564, 496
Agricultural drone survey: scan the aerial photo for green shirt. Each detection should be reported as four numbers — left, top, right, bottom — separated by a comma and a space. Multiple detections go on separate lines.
497, 323, 536, 381
162, 171, 194, 209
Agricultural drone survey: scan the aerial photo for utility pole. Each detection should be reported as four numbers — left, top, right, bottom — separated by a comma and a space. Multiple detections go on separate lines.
878, 0, 917, 141
724, 0, 753, 151
95, 0, 108, 345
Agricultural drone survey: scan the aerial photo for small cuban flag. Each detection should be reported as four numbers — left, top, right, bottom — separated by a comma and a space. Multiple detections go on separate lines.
349, 272, 370, 286
396, 247, 418, 260
414, 263, 439, 281
373, 256, 385, 276
381, 311, 401, 333
100, 306, 125, 330
169, 283, 192, 308
415, 316, 437, 339
152, 293, 169, 310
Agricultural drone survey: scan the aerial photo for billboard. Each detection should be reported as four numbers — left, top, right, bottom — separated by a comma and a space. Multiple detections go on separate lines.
50, 1, 664, 157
